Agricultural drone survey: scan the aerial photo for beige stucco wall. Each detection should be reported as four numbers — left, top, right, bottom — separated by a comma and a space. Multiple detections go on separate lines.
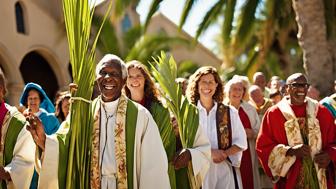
0, 0, 70, 105
147, 13, 221, 68
0, 1, 221, 105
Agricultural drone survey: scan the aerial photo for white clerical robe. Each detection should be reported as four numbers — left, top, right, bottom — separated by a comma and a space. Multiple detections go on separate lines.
37, 98, 170, 189
2, 105, 35, 189
197, 101, 247, 189
186, 115, 211, 187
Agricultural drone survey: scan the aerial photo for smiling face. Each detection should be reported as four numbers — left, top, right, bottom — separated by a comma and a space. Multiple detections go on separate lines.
96, 61, 125, 102
286, 74, 309, 105
198, 73, 218, 100
127, 67, 145, 95
249, 86, 265, 106
229, 82, 244, 105
27, 89, 41, 113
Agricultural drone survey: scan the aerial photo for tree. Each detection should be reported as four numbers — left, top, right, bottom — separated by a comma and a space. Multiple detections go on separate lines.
292, 0, 336, 96
145, 0, 336, 95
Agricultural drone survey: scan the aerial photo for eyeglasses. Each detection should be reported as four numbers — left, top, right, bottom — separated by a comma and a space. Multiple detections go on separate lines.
288, 83, 310, 88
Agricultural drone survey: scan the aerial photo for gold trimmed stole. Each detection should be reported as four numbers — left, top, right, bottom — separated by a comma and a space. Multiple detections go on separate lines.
274, 97, 327, 188
90, 95, 129, 189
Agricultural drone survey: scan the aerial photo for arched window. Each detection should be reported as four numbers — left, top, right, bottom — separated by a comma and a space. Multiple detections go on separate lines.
121, 14, 132, 32
15, 2, 26, 34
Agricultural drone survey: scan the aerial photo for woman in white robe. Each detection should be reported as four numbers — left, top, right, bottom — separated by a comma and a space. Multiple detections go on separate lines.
186, 67, 247, 189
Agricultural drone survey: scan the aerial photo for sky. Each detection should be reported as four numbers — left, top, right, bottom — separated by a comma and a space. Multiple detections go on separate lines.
136, 0, 219, 50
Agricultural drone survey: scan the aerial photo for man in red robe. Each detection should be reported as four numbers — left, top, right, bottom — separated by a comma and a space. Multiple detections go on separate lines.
256, 73, 336, 189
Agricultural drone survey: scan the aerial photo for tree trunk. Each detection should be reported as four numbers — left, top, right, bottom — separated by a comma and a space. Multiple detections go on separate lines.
292, 0, 334, 96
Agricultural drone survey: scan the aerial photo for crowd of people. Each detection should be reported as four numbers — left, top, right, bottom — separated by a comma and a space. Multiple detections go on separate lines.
0, 53, 335, 189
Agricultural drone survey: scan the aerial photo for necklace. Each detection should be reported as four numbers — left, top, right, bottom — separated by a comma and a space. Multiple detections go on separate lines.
100, 103, 115, 173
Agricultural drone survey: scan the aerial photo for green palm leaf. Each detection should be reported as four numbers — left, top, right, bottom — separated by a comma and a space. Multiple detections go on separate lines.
126, 34, 189, 65
150, 52, 200, 189
222, 0, 236, 46
195, 0, 226, 40
62, 0, 112, 188
232, 0, 260, 47
179, 0, 198, 29
144, 0, 165, 30
93, 15, 121, 56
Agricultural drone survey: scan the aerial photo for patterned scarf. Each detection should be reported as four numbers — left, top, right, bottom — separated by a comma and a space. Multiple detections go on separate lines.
278, 97, 327, 189
90, 95, 128, 189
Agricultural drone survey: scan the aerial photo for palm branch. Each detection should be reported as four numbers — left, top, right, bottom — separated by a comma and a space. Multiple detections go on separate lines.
150, 52, 200, 189
62, 0, 112, 188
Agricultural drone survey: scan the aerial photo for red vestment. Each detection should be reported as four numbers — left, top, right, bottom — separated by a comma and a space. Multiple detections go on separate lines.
256, 101, 336, 189
239, 108, 254, 189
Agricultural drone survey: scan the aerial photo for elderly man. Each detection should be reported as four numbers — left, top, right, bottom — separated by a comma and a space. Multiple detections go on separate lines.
248, 85, 273, 121
27, 54, 170, 189
256, 73, 336, 189
252, 72, 270, 98
0, 71, 35, 188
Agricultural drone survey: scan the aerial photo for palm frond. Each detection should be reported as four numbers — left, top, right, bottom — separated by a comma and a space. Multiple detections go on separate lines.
62, 0, 112, 188
179, 0, 198, 29
125, 34, 189, 65
232, 0, 260, 48
144, 0, 165, 30
93, 15, 121, 56
222, 0, 237, 46
122, 25, 143, 53
150, 52, 200, 188
195, 0, 226, 40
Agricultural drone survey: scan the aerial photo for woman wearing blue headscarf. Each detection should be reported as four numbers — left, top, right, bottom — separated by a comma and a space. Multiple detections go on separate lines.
20, 82, 60, 189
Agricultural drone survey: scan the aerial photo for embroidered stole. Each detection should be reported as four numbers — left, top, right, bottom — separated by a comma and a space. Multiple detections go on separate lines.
0, 105, 25, 189
278, 98, 327, 189
216, 103, 231, 150
90, 95, 137, 189
216, 103, 240, 189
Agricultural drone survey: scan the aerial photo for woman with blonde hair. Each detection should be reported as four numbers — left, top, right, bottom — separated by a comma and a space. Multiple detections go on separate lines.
187, 66, 247, 189
224, 76, 261, 189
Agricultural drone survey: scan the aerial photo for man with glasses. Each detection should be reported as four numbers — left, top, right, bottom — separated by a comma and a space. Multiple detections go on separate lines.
256, 73, 336, 189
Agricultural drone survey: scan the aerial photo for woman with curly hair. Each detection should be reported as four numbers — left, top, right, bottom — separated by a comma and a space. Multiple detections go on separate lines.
186, 66, 247, 189
224, 76, 261, 189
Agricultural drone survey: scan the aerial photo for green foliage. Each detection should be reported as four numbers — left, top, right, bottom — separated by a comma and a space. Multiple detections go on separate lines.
177, 60, 200, 78
144, 0, 165, 30
150, 52, 200, 188
195, 0, 226, 40
93, 15, 121, 56
179, 0, 198, 29
222, 0, 236, 46
62, 0, 112, 188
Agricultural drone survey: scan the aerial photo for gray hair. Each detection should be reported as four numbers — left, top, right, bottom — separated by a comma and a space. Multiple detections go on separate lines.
95, 54, 127, 80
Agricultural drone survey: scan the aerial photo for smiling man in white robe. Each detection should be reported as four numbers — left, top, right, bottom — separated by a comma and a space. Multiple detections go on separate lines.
27, 54, 170, 189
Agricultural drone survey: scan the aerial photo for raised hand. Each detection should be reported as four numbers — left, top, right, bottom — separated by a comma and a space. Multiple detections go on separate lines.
25, 111, 46, 151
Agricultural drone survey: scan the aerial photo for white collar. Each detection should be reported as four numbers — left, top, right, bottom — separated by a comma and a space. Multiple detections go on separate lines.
197, 100, 217, 114
101, 98, 119, 116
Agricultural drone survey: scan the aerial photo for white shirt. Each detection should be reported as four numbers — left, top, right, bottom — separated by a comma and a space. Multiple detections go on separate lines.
99, 98, 119, 188
197, 101, 218, 149
197, 100, 247, 189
